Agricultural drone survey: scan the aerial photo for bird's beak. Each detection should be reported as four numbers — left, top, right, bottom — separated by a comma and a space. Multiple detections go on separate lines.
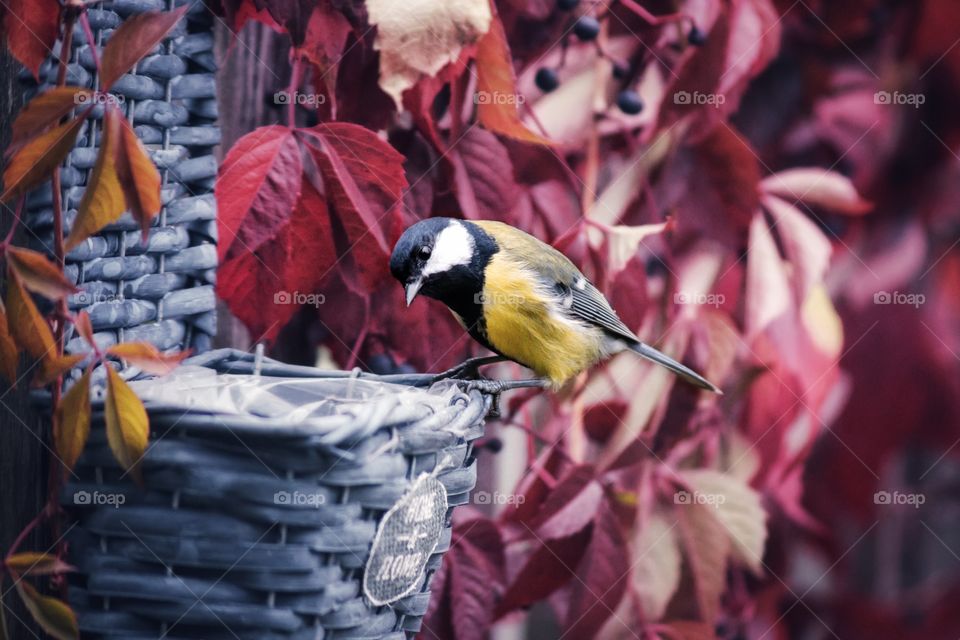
405, 278, 423, 306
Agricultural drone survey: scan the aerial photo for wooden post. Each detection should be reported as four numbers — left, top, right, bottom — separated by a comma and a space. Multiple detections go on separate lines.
0, 47, 47, 640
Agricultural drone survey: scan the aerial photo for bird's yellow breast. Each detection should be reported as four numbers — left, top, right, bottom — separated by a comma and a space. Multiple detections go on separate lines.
481, 253, 603, 388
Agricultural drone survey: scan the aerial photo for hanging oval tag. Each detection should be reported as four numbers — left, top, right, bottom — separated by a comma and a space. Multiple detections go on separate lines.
363, 473, 448, 606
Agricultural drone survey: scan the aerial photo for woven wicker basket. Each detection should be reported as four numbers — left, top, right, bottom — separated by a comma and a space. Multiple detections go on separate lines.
24, 0, 218, 372
62, 349, 490, 639
18, 1, 495, 638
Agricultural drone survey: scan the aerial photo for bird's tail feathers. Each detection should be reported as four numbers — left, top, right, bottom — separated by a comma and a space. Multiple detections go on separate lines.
628, 342, 721, 394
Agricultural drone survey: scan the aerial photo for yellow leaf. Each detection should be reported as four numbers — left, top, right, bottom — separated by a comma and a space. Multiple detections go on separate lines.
5, 552, 73, 577
35, 353, 85, 387
2, 116, 85, 202
14, 581, 78, 640
104, 366, 148, 483
65, 108, 125, 251
115, 114, 161, 240
801, 284, 843, 358
0, 299, 18, 385
55, 370, 91, 471
107, 342, 186, 376
5, 268, 55, 361
5, 246, 77, 300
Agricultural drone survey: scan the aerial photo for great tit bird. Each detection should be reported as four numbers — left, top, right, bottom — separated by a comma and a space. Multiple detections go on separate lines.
389, 218, 719, 393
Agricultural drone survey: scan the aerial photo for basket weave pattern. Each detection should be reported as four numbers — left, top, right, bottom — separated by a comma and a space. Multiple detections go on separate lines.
24, 0, 218, 369
64, 350, 489, 639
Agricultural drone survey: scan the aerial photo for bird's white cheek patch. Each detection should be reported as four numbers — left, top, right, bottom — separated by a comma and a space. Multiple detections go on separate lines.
423, 221, 475, 276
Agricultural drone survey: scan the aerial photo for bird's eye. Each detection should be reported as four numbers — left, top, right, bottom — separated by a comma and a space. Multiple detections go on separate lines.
418, 246, 432, 260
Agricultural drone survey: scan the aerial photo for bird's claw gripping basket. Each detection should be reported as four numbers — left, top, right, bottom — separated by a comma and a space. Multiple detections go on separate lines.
63, 349, 492, 639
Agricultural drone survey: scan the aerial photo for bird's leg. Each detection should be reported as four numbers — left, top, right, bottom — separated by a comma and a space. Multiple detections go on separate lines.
431, 355, 508, 382
462, 378, 551, 418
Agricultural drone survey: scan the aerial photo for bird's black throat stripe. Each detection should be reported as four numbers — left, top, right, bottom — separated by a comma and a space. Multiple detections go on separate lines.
420, 221, 499, 350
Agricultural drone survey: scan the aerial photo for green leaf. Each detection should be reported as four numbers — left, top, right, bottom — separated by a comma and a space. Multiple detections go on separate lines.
55, 370, 91, 471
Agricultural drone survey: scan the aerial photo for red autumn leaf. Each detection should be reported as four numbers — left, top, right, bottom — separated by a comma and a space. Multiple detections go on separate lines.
3, 0, 60, 80
0, 299, 19, 385
14, 580, 78, 640
474, 13, 549, 145
5, 246, 77, 300
297, 123, 407, 288
114, 113, 162, 240
761, 168, 873, 215
216, 125, 302, 261
104, 366, 149, 484
451, 127, 521, 221
74, 310, 95, 347
5, 268, 56, 361
496, 527, 591, 616
218, 168, 336, 342
66, 107, 125, 251
54, 369, 91, 471
298, 3, 352, 100
527, 465, 604, 540
98, 6, 189, 91
4, 552, 73, 577
2, 115, 85, 202
676, 500, 730, 624
9, 87, 93, 151
107, 342, 187, 376
561, 495, 630, 639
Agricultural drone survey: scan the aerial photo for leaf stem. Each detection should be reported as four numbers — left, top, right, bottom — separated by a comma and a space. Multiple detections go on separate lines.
286, 56, 302, 127
79, 10, 101, 75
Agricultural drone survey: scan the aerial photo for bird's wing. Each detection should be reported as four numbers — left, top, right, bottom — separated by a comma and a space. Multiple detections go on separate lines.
471, 221, 641, 343
566, 280, 640, 343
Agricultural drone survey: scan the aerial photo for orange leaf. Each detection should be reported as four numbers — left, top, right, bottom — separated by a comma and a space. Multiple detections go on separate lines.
65, 108, 124, 251
5, 552, 73, 577
107, 342, 187, 376
5, 268, 56, 361
14, 580, 78, 640
74, 310, 95, 346
104, 366, 148, 483
99, 6, 188, 90
5, 246, 77, 300
114, 114, 161, 240
2, 116, 85, 202
55, 369, 91, 471
474, 14, 550, 145
35, 353, 85, 387
0, 299, 19, 385
9, 87, 93, 152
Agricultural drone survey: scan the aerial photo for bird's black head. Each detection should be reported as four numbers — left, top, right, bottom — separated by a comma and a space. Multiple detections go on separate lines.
389, 217, 494, 309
